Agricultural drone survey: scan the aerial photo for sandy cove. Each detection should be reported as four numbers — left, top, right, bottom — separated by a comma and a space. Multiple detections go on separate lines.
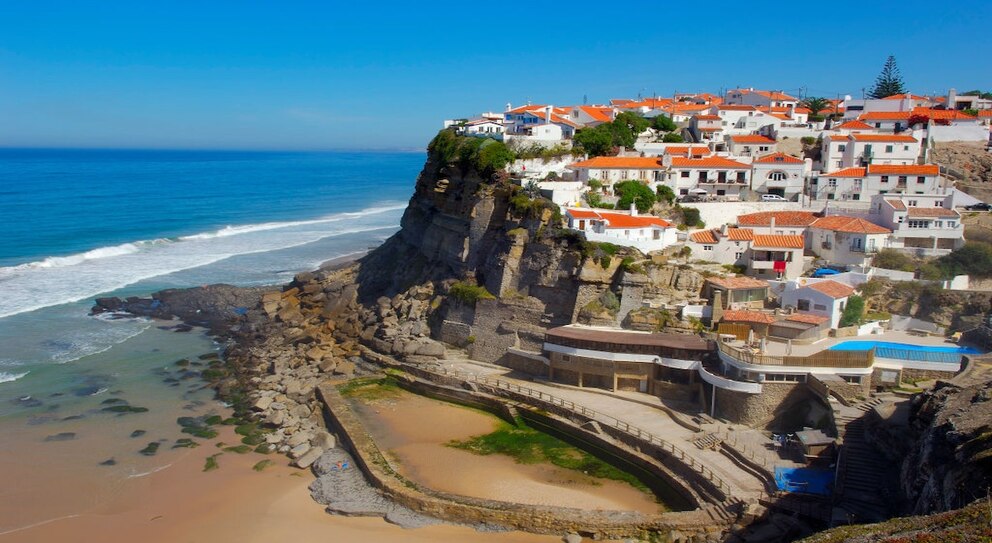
0, 425, 555, 543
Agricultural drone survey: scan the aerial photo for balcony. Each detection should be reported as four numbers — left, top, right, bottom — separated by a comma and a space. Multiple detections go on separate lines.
849, 245, 878, 254
750, 260, 776, 270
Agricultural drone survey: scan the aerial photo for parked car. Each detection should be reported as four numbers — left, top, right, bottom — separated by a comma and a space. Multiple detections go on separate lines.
761, 194, 787, 202
964, 202, 992, 211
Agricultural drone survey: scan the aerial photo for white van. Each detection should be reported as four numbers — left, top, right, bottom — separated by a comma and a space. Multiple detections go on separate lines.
761, 194, 787, 202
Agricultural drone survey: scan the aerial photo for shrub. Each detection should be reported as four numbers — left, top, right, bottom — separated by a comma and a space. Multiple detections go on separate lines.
656, 185, 675, 205
872, 249, 915, 272
840, 295, 865, 327
662, 132, 684, 143
651, 115, 677, 132
449, 281, 495, 304
614, 180, 657, 213
426, 129, 515, 176
679, 206, 704, 228
587, 179, 603, 192
800, 136, 816, 145
598, 290, 621, 313
935, 242, 992, 278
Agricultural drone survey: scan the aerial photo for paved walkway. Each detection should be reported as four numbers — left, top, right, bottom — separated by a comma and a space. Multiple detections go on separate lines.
441, 359, 776, 501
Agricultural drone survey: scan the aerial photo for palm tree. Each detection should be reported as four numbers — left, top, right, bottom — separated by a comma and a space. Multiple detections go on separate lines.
801, 97, 830, 117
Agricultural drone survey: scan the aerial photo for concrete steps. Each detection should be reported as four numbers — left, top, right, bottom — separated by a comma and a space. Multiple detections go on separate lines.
833, 397, 893, 523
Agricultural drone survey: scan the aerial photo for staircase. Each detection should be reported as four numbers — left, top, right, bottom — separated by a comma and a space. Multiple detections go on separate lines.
704, 497, 745, 523
832, 397, 892, 523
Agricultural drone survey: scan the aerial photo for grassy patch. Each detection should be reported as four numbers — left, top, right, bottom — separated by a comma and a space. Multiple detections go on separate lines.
252, 459, 275, 472
223, 444, 253, 454
448, 419, 649, 493
203, 454, 221, 472
337, 376, 403, 402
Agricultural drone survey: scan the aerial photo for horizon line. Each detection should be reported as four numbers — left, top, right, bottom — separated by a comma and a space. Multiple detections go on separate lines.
0, 145, 428, 154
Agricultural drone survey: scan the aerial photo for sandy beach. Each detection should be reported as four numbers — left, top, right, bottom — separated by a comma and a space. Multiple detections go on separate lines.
0, 423, 556, 543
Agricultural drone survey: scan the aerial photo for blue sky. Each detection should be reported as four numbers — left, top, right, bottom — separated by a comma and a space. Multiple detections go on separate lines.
1, 1, 989, 151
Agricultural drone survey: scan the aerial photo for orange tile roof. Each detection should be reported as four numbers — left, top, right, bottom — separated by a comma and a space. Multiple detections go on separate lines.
823, 167, 867, 177
978, 110, 992, 118
906, 207, 958, 218
727, 228, 756, 241
752, 234, 805, 249
610, 98, 634, 106
695, 114, 721, 120
730, 135, 776, 144
753, 153, 803, 164
882, 93, 929, 100
717, 105, 757, 111
578, 106, 613, 122
699, 127, 723, 131
690, 230, 718, 243
833, 120, 875, 130
886, 200, 907, 211
566, 208, 600, 219
670, 156, 749, 169
749, 89, 798, 101
807, 280, 855, 299
785, 313, 830, 325
811, 216, 891, 234
569, 156, 662, 169
706, 276, 770, 290
849, 133, 917, 142
736, 211, 819, 227
828, 135, 851, 142
867, 164, 939, 176
663, 146, 710, 157
619, 98, 673, 110
722, 310, 776, 324
692, 228, 755, 243
506, 104, 547, 114
597, 211, 673, 229
859, 107, 976, 122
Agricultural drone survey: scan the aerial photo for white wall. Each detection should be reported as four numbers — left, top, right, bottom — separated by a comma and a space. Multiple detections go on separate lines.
927, 124, 991, 142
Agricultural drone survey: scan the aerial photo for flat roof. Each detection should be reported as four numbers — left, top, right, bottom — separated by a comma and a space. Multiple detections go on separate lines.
545, 325, 712, 351
796, 429, 834, 447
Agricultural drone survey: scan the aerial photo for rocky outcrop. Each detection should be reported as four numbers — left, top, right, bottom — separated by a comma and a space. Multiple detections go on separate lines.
861, 278, 992, 331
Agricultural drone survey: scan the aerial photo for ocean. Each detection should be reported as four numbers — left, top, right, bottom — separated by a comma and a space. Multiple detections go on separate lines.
0, 148, 423, 532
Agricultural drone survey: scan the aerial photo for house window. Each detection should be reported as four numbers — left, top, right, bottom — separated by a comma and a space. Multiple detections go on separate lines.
904, 145, 909, 151
935, 221, 943, 228
880, 175, 889, 183
917, 176, 926, 184
828, 179, 837, 188
797, 299, 810, 311
838, 145, 846, 152
681, 171, 690, 178
813, 303, 827, 311
899, 176, 908, 184
885, 145, 894, 152
735, 252, 743, 259
908, 220, 927, 228
908, 200, 918, 206
769, 171, 787, 181
759, 146, 769, 152
703, 245, 713, 251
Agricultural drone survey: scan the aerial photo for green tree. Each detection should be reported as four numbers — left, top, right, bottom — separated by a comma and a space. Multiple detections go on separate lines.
801, 96, 830, 117
651, 115, 677, 132
574, 124, 614, 157
662, 132, 684, 143
656, 185, 675, 205
936, 242, 992, 278
610, 111, 651, 148
679, 206, 703, 228
839, 295, 865, 327
587, 179, 603, 192
868, 55, 906, 98
613, 180, 657, 213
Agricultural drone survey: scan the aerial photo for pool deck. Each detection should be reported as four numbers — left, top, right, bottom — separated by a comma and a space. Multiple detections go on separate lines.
758, 330, 960, 358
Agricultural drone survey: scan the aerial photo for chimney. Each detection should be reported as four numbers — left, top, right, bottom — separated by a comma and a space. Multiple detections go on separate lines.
545, 105, 553, 125
947, 88, 957, 109
770, 216, 776, 232
721, 223, 729, 236
506, 102, 512, 112
630, 202, 637, 216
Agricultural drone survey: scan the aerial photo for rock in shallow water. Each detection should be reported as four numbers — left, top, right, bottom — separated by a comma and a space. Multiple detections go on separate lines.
44, 432, 77, 442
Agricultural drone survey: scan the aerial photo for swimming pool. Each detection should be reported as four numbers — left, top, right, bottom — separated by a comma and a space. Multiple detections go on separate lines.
829, 341, 981, 354
774, 467, 833, 496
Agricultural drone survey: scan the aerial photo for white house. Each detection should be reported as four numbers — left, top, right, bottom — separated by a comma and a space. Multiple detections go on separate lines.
946, 88, 992, 111
811, 164, 942, 201
724, 89, 799, 109
568, 156, 664, 188
750, 153, 809, 200
689, 114, 724, 141
569, 105, 615, 127
726, 135, 777, 157
830, 119, 876, 133
662, 155, 752, 198
565, 207, 677, 253
504, 105, 578, 139
818, 133, 921, 171
807, 216, 892, 268
459, 118, 506, 138
689, 226, 804, 280
780, 279, 856, 329
858, 108, 980, 132
713, 105, 784, 137
870, 193, 965, 255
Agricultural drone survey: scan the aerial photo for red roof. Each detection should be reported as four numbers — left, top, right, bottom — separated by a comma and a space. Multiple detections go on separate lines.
849, 133, 917, 142
978, 110, 992, 118
882, 93, 930, 101
722, 310, 776, 324
823, 167, 867, 178
886, 200, 907, 211
833, 120, 875, 131
706, 276, 769, 290
867, 164, 939, 176
566, 208, 600, 220
690, 228, 754, 243
785, 313, 830, 325
731, 135, 776, 144
689, 230, 718, 243
859, 107, 976, 122
753, 153, 803, 164
752, 234, 805, 249
737, 211, 819, 227
578, 106, 613, 123
695, 114, 721, 120
569, 156, 662, 169
807, 280, 855, 299
718, 105, 758, 112
670, 156, 749, 169
811, 216, 891, 234
566, 208, 673, 228
663, 146, 710, 157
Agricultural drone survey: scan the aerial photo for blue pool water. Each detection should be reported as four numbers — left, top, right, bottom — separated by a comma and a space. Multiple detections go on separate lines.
829, 340, 981, 355
774, 467, 833, 496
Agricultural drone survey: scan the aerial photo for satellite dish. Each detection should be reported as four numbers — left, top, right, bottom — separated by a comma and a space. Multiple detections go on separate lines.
844, 95, 852, 101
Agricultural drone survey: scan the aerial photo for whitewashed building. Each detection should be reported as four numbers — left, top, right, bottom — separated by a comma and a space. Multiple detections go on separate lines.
811, 164, 942, 201
750, 153, 809, 200
565, 207, 678, 253
818, 133, 921, 171
567, 156, 664, 189
661, 155, 752, 198
780, 279, 856, 329
724, 89, 799, 109
726, 135, 777, 157
870, 193, 965, 255
807, 216, 892, 268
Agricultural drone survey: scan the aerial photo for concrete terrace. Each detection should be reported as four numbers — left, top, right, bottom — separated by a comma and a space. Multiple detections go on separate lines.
441, 358, 797, 502
751, 329, 962, 357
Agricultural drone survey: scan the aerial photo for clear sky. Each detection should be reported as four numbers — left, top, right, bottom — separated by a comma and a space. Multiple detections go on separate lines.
1, 1, 990, 151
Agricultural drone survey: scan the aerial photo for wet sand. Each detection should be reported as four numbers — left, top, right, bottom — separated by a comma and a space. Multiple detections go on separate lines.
0, 424, 556, 543
352, 391, 661, 514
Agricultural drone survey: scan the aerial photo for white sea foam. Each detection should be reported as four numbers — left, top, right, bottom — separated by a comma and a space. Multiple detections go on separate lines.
0, 371, 29, 384
0, 203, 404, 319
126, 463, 173, 479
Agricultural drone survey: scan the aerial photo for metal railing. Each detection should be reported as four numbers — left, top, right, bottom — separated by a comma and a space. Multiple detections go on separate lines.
427, 365, 734, 495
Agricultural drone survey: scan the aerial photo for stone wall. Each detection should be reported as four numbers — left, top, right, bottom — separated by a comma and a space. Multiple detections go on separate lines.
496, 349, 549, 378
714, 382, 814, 428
